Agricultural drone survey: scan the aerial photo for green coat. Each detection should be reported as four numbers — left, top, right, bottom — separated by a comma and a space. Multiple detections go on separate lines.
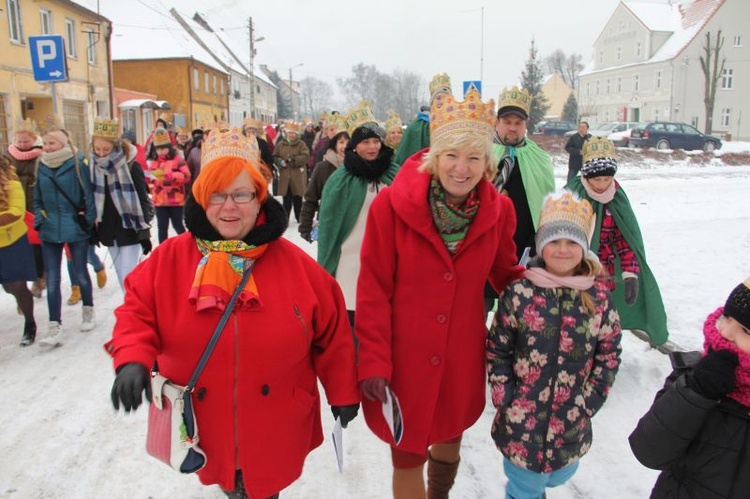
567, 177, 669, 345
393, 117, 429, 167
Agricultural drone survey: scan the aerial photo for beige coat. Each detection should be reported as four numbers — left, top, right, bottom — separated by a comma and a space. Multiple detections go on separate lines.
273, 138, 310, 196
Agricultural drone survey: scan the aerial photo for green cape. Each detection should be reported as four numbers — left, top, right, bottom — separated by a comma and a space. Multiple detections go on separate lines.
317, 162, 399, 276
567, 177, 669, 345
493, 139, 555, 229
393, 118, 430, 166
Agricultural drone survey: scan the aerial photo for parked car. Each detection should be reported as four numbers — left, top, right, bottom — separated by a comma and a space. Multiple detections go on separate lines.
564, 121, 643, 147
629, 122, 722, 151
534, 120, 576, 136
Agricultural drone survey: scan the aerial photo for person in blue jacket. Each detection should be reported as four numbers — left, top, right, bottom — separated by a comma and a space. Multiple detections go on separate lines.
33, 126, 96, 347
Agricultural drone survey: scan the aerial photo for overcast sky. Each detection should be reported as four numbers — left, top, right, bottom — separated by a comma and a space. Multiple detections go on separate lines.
92, 0, 673, 106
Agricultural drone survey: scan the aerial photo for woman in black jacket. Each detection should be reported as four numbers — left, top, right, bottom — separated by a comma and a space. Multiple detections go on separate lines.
629, 278, 750, 498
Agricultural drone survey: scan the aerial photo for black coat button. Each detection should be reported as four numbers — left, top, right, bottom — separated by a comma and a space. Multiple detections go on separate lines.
196, 387, 206, 401
261, 384, 270, 396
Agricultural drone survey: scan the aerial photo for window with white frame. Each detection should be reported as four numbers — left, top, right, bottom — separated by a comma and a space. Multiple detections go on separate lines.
65, 19, 77, 58
86, 28, 97, 64
617, 46, 621, 61
586, 82, 591, 97
193, 69, 200, 91
220, 78, 224, 96
40, 9, 52, 35
655, 71, 662, 89
634, 74, 640, 91
606, 79, 611, 94
636, 41, 642, 57
721, 68, 734, 89
213, 75, 217, 94
7, 0, 24, 43
691, 116, 699, 128
617, 77, 622, 93
721, 108, 731, 127
654, 108, 660, 121
599, 51, 603, 64
204, 71, 209, 93
734, 35, 742, 47
596, 81, 600, 95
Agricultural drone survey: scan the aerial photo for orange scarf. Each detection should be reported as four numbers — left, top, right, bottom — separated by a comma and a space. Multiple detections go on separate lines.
189, 238, 268, 312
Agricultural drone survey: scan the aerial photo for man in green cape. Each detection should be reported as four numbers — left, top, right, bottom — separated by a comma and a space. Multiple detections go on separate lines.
485, 86, 556, 312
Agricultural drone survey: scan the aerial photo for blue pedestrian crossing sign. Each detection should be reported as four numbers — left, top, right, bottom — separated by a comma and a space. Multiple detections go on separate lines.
463, 81, 482, 97
29, 35, 68, 83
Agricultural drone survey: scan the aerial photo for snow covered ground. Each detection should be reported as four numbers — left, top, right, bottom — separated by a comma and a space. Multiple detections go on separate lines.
1, 153, 749, 498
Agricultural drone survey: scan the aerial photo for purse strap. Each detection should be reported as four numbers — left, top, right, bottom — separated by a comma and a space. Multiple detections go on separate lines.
184, 259, 256, 393
47, 173, 84, 211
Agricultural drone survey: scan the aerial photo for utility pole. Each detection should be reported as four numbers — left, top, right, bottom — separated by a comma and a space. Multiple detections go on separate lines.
248, 17, 255, 119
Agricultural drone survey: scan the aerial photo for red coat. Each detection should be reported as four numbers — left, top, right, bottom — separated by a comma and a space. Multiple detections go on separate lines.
356, 153, 523, 454
106, 233, 359, 498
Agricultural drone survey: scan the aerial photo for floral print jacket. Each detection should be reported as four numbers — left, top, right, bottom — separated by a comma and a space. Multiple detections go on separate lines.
486, 278, 622, 473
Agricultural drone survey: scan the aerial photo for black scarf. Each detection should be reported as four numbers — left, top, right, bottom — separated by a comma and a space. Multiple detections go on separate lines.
343, 147, 394, 181
184, 192, 287, 247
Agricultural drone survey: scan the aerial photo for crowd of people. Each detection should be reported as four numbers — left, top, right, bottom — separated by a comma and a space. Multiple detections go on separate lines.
3, 73, 748, 499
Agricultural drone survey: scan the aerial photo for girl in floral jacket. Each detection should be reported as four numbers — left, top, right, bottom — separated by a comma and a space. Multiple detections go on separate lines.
487, 191, 622, 499
146, 128, 190, 243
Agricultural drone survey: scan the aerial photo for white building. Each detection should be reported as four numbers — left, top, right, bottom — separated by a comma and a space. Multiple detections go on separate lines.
579, 0, 749, 140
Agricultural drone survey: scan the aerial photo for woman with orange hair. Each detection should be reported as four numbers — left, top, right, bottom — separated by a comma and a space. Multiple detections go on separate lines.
106, 127, 359, 499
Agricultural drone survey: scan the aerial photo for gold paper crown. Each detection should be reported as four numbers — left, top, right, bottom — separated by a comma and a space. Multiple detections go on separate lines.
342, 101, 378, 136
498, 86, 532, 116
243, 117, 264, 132
284, 121, 302, 133
429, 88, 495, 143
202, 120, 230, 136
385, 109, 402, 132
583, 137, 617, 164
38, 114, 64, 135
429, 73, 452, 97
176, 126, 190, 136
201, 126, 260, 168
13, 117, 38, 136
323, 113, 346, 134
538, 191, 595, 240
152, 128, 171, 147
93, 118, 120, 140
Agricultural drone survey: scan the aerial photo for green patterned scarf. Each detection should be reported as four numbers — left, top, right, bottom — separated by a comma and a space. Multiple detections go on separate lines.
428, 177, 480, 255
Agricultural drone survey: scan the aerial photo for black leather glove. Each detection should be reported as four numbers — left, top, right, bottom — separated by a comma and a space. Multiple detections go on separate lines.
624, 276, 639, 305
300, 231, 313, 243
331, 403, 360, 428
687, 349, 738, 400
140, 238, 153, 255
111, 363, 152, 412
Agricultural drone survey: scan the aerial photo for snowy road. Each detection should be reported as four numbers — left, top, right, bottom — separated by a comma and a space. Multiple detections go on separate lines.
1, 164, 749, 498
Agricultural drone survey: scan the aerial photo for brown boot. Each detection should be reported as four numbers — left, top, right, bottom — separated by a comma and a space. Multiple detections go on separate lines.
427, 453, 460, 499
67, 285, 81, 305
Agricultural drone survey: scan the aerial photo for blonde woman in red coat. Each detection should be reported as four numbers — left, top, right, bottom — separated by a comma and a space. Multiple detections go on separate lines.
356, 88, 523, 498
107, 127, 359, 499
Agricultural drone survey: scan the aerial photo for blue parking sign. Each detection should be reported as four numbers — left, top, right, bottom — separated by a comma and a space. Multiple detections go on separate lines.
29, 35, 68, 83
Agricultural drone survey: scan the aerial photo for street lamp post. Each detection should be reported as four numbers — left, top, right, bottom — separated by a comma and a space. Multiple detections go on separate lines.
288, 63, 304, 120
248, 17, 264, 120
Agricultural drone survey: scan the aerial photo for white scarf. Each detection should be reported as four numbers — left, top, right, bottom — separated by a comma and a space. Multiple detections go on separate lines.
41, 146, 74, 169
581, 177, 616, 204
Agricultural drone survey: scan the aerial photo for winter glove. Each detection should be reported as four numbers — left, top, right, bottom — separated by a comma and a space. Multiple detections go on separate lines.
140, 238, 153, 255
359, 377, 387, 403
111, 363, 152, 412
624, 275, 639, 305
300, 231, 313, 244
687, 349, 738, 400
331, 403, 360, 428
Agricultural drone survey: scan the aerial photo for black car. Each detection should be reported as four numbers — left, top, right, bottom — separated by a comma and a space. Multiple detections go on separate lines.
629, 122, 722, 151
534, 121, 576, 136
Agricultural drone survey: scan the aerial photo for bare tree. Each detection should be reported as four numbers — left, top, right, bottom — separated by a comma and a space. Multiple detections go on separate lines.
337, 64, 426, 122
336, 63, 380, 108
299, 76, 333, 120
545, 50, 583, 89
699, 30, 725, 135
545, 49, 566, 79
390, 69, 425, 122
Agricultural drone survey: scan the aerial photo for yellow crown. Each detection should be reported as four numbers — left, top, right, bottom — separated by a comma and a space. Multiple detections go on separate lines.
429, 73, 452, 97
243, 117, 264, 133
498, 86, 532, 116
342, 101, 378, 136
385, 109, 402, 132
201, 126, 260, 168
283, 121, 302, 134
429, 88, 495, 143
13, 117, 38, 136
38, 114, 64, 135
93, 118, 121, 140
152, 127, 171, 147
538, 191, 595, 241
175, 126, 190, 136
583, 137, 617, 164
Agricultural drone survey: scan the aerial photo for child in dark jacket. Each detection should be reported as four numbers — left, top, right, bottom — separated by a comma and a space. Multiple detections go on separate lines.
629, 278, 750, 499
487, 191, 622, 499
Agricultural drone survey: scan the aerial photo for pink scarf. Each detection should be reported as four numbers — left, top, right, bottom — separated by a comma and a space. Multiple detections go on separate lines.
582, 177, 616, 204
703, 307, 750, 407
525, 267, 595, 291
7, 144, 42, 161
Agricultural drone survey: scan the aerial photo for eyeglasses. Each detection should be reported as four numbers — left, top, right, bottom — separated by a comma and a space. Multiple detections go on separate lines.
208, 191, 257, 205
